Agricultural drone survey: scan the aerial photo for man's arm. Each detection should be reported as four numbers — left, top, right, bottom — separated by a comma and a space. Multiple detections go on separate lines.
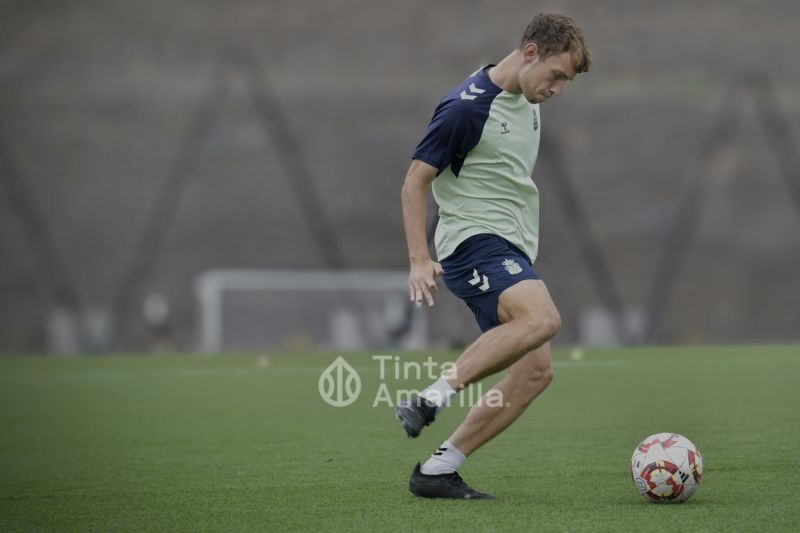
401, 159, 444, 307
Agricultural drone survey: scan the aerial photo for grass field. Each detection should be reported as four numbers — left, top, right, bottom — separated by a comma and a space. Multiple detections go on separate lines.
1, 345, 799, 532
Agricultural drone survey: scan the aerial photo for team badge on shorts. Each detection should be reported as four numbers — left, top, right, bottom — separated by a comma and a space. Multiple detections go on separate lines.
502, 258, 523, 275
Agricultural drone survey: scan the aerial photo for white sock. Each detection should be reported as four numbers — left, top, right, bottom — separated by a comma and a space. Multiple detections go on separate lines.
420, 441, 466, 475
419, 376, 457, 413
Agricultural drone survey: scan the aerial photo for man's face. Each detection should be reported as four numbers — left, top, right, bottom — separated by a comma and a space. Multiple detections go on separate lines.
518, 49, 577, 104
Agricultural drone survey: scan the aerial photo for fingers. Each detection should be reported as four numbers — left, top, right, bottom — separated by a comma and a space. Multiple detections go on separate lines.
426, 278, 438, 294
409, 281, 428, 306
409, 262, 441, 307
420, 282, 435, 307
409, 279, 436, 307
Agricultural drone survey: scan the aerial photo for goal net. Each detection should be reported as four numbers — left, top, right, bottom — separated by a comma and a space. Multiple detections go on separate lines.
194, 269, 463, 353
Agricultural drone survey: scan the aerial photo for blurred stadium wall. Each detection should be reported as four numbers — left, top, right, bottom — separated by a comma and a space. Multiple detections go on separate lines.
1, 0, 799, 353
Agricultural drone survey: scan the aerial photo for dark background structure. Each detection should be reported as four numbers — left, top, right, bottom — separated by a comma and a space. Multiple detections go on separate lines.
1, 0, 799, 353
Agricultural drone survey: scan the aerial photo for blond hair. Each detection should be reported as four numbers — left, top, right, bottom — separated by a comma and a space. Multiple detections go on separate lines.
521, 13, 591, 73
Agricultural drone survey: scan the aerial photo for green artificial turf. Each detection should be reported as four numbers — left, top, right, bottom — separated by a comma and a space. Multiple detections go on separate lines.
1, 346, 799, 531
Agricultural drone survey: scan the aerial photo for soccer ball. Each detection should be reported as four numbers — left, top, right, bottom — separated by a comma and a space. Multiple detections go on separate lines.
630, 432, 703, 503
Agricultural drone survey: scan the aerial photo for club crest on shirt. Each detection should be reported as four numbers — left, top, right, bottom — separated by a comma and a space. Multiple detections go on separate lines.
532, 109, 539, 131
500, 121, 510, 135
502, 258, 523, 275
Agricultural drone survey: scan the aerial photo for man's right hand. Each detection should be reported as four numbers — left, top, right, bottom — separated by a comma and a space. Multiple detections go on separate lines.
401, 160, 441, 307
409, 259, 444, 307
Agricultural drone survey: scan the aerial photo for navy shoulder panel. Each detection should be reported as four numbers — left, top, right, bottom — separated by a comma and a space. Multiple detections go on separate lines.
412, 68, 502, 177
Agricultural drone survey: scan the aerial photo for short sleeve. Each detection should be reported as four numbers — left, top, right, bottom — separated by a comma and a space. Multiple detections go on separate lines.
412, 98, 488, 177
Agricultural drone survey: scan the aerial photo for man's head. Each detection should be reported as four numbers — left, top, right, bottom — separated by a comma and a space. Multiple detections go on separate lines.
516, 13, 591, 104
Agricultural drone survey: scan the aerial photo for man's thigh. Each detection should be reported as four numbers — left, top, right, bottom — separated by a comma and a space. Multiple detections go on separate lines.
441, 235, 541, 331
496, 279, 559, 325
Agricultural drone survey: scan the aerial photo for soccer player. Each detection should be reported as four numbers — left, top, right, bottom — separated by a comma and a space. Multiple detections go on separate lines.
396, 13, 591, 499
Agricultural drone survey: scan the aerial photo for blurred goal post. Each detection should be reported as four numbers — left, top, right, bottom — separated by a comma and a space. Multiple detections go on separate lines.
194, 269, 428, 353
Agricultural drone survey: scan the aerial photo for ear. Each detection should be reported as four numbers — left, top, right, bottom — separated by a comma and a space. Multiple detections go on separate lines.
522, 42, 539, 63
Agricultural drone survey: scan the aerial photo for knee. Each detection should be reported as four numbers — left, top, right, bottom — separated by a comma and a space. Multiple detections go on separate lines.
518, 310, 561, 349
533, 362, 554, 389
511, 361, 554, 401
542, 311, 561, 340
513, 358, 553, 389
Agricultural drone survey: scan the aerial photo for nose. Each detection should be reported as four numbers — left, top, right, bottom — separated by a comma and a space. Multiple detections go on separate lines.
550, 81, 565, 97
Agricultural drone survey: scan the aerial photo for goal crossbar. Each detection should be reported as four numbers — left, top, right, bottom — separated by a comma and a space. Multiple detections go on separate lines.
194, 269, 418, 353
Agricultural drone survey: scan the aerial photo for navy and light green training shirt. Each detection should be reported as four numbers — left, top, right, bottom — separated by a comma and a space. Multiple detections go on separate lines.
413, 66, 542, 263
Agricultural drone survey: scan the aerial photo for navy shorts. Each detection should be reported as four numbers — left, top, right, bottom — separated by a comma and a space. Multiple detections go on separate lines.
441, 233, 541, 332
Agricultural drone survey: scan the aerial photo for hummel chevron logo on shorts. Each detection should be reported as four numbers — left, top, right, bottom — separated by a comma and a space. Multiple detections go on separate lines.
459, 83, 486, 101
468, 269, 490, 291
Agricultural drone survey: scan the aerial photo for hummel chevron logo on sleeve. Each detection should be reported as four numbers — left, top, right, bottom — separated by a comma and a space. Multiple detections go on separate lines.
459, 83, 486, 101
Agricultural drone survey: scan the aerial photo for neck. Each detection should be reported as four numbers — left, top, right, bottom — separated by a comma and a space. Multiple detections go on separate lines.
488, 50, 523, 94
